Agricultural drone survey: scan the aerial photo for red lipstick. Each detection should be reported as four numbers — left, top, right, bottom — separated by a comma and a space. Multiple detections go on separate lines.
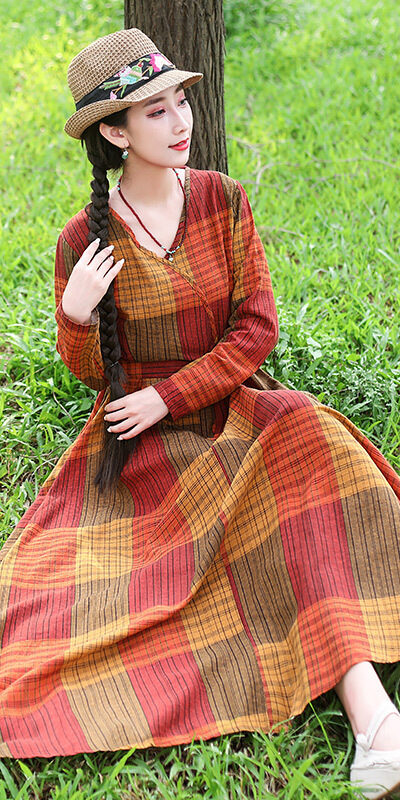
169, 138, 189, 150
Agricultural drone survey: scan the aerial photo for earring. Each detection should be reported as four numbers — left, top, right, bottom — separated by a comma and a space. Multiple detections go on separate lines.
121, 148, 129, 160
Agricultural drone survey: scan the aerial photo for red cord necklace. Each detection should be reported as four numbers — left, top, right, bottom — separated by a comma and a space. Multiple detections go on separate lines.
116, 168, 187, 262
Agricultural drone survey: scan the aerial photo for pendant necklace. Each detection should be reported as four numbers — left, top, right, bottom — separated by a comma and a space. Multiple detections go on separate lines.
116, 168, 187, 262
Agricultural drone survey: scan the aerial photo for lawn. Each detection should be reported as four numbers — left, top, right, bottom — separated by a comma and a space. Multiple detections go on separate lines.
0, 0, 399, 796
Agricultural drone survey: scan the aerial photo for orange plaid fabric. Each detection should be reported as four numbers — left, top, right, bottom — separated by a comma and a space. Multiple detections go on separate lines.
0, 168, 399, 758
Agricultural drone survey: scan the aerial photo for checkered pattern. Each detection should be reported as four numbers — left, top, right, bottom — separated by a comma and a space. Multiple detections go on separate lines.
0, 168, 399, 758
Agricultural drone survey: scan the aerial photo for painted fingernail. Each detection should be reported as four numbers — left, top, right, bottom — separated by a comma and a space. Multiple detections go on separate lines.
107, 427, 113, 432
117, 436, 123, 441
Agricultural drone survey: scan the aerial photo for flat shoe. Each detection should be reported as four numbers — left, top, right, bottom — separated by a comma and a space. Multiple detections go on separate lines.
350, 698, 400, 799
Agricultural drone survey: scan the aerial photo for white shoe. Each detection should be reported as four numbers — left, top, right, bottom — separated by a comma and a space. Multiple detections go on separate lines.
350, 698, 400, 799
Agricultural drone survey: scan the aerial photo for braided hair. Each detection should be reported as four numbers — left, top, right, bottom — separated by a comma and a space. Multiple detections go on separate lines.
81, 110, 136, 493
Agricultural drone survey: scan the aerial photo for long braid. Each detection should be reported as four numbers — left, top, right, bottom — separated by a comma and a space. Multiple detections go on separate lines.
82, 114, 137, 492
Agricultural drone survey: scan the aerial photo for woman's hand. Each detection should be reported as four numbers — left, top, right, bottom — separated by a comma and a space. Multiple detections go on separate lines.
104, 386, 169, 439
62, 238, 125, 325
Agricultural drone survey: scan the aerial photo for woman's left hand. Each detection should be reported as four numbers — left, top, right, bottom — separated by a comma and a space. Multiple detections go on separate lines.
104, 386, 169, 439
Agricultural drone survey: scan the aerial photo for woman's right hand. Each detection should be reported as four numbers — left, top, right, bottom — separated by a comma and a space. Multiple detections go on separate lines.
61, 238, 125, 325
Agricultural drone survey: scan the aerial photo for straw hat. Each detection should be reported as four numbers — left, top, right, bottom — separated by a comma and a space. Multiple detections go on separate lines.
64, 28, 203, 139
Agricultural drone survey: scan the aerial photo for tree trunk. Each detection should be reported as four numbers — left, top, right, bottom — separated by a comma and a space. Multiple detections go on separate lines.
124, 0, 227, 173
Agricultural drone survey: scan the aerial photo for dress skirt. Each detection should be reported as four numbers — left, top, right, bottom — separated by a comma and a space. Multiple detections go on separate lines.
1, 167, 399, 758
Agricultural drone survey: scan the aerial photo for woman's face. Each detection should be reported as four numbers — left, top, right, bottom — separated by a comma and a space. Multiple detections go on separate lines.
101, 83, 193, 168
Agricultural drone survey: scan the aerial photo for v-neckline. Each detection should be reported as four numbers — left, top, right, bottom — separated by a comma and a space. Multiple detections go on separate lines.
108, 166, 191, 262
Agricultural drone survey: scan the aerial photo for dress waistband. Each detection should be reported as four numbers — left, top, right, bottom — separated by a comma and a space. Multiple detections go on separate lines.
122, 359, 190, 390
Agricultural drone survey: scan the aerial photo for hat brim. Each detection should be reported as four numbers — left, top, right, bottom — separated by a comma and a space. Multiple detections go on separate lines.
64, 69, 203, 139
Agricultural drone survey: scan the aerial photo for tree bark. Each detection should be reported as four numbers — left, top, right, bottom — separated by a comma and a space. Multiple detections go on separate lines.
124, 0, 227, 173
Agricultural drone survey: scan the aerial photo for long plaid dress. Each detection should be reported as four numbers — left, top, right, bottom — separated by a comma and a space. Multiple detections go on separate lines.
1, 168, 399, 759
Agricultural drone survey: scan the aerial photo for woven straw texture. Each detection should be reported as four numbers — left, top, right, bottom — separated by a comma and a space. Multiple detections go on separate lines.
0, 168, 399, 758
65, 29, 203, 138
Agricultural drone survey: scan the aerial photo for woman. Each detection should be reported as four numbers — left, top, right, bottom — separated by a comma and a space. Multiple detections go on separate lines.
1, 27, 400, 798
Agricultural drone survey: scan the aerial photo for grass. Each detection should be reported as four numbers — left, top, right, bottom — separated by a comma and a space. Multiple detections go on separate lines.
223, 0, 400, 466
0, 709, 362, 798
0, 0, 399, 796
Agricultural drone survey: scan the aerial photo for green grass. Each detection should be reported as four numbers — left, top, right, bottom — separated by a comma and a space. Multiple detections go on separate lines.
224, 0, 400, 466
0, 0, 399, 795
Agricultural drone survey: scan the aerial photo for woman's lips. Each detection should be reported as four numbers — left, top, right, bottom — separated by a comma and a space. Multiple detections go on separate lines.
169, 138, 189, 150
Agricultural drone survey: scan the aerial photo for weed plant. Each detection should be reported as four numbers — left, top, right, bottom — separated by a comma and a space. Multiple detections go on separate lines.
0, 0, 399, 796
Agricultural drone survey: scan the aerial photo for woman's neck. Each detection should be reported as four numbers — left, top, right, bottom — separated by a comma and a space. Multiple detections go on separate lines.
118, 161, 184, 208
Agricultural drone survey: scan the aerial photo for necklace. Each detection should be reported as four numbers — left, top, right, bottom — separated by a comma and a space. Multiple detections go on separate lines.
116, 168, 187, 262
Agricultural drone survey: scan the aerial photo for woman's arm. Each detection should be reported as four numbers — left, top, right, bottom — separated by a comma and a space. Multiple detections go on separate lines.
153, 180, 279, 420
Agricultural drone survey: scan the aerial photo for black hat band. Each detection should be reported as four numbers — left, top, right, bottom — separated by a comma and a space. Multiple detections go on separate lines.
75, 52, 176, 111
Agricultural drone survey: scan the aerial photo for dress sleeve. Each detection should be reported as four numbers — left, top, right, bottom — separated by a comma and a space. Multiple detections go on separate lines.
154, 180, 279, 420
54, 232, 106, 391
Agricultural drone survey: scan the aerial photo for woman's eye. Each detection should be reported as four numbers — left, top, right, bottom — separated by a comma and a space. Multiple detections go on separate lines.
148, 97, 187, 118
148, 109, 165, 117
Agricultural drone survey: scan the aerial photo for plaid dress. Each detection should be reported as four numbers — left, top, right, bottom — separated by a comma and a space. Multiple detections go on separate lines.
1, 168, 399, 759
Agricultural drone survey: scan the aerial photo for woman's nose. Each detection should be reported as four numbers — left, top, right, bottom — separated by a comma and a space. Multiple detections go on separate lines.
172, 106, 190, 130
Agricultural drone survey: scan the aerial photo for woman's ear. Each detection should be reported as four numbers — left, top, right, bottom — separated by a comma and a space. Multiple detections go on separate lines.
99, 122, 127, 148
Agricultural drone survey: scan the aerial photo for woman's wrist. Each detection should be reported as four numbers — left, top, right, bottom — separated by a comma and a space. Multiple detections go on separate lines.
61, 298, 92, 326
